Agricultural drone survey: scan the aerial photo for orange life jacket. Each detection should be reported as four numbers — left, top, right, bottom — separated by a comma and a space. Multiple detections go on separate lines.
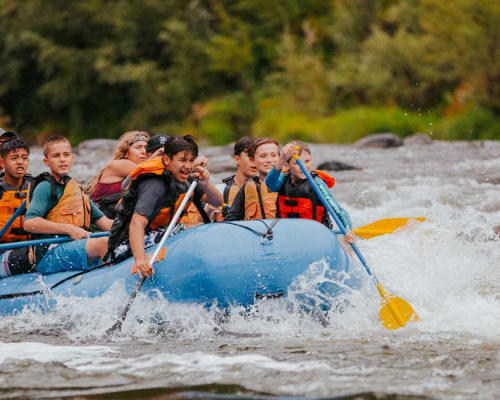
44, 178, 91, 229
107, 157, 203, 260
244, 178, 277, 220
180, 202, 204, 224
0, 177, 31, 243
123, 157, 194, 230
313, 169, 335, 188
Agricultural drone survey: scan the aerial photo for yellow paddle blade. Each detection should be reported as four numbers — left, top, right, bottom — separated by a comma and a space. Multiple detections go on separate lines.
353, 218, 426, 239
377, 283, 418, 330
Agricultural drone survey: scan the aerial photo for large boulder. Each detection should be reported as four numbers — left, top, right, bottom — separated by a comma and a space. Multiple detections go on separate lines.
317, 160, 361, 171
355, 133, 403, 148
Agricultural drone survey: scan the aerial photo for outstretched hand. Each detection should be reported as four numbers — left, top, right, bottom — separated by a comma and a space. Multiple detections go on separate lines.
134, 257, 155, 279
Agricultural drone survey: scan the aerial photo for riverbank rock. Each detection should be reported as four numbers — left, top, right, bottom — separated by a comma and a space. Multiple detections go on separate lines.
403, 134, 432, 146
355, 133, 403, 148
76, 139, 118, 154
317, 160, 361, 171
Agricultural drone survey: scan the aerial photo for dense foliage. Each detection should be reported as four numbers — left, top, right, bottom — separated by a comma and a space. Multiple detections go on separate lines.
1, 0, 499, 144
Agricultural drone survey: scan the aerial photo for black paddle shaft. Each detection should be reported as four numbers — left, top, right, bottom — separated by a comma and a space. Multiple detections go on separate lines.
106, 277, 145, 334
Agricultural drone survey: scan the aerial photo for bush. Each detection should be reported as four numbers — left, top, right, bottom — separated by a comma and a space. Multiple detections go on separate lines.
435, 106, 500, 141
196, 92, 256, 145
253, 104, 435, 143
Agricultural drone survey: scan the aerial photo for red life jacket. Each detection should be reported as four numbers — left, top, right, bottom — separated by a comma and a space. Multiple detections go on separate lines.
277, 171, 333, 224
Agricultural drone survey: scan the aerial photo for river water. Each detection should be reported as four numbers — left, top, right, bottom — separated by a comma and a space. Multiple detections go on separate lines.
1, 140, 500, 400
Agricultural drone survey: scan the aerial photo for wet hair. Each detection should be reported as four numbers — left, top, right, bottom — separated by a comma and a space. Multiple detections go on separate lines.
0, 138, 30, 159
247, 138, 280, 159
286, 140, 311, 161
164, 135, 198, 159
85, 131, 150, 195
234, 136, 255, 157
43, 135, 71, 157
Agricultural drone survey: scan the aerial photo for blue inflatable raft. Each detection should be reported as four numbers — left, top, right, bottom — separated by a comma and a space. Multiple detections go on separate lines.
0, 219, 364, 316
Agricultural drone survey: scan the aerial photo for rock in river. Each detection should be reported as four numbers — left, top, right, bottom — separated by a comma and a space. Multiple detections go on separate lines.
355, 133, 403, 148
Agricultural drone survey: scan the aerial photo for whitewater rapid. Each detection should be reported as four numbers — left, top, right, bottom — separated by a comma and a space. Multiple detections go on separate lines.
1, 140, 500, 399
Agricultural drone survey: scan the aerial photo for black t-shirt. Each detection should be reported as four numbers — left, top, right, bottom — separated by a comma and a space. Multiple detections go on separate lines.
133, 176, 205, 223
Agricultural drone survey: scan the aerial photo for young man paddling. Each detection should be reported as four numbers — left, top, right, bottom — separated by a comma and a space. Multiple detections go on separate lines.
106, 135, 223, 278
224, 138, 279, 221
265, 140, 355, 242
22, 136, 112, 275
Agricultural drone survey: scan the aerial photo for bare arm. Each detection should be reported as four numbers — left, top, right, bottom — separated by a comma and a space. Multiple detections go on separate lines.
100, 160, 139, 183
94, 216, 113, 231
23, 217, 89, 240
129, 213, 154, 278
192, 166, 223, 207
200, 182, 223, 207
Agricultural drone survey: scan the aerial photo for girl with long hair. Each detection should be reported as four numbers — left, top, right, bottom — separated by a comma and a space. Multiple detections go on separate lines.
85, 131, 150, 219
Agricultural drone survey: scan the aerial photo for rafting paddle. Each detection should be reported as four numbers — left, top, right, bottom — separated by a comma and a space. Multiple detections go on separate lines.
0, 216, 424, 253
0, 231, 109, 252
107, 178, 199, 334
293, 150, 418, 330
353, 218, 426, 239
0, 200, 27, 241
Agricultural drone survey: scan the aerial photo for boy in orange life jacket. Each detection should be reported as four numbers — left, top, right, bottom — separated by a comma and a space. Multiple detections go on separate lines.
0, 138, 31, 244
265, 140, 355, 243
106, 135, 223, 279
0, 128, 18, 179
22, 136, 113, 276
224, 138, 280, 221
214, 136, 256, 219
0, 138, 35, 279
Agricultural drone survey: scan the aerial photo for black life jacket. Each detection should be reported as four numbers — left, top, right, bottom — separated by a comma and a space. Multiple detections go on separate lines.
95, 192, 123, 220
222, 175, 242, 217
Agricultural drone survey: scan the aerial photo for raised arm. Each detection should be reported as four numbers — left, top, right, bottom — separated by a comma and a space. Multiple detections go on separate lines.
265, 166, 285, 192
100, 159, 140, 183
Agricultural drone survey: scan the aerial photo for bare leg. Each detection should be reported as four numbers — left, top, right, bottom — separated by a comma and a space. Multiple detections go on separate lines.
85, 237, 108, 263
